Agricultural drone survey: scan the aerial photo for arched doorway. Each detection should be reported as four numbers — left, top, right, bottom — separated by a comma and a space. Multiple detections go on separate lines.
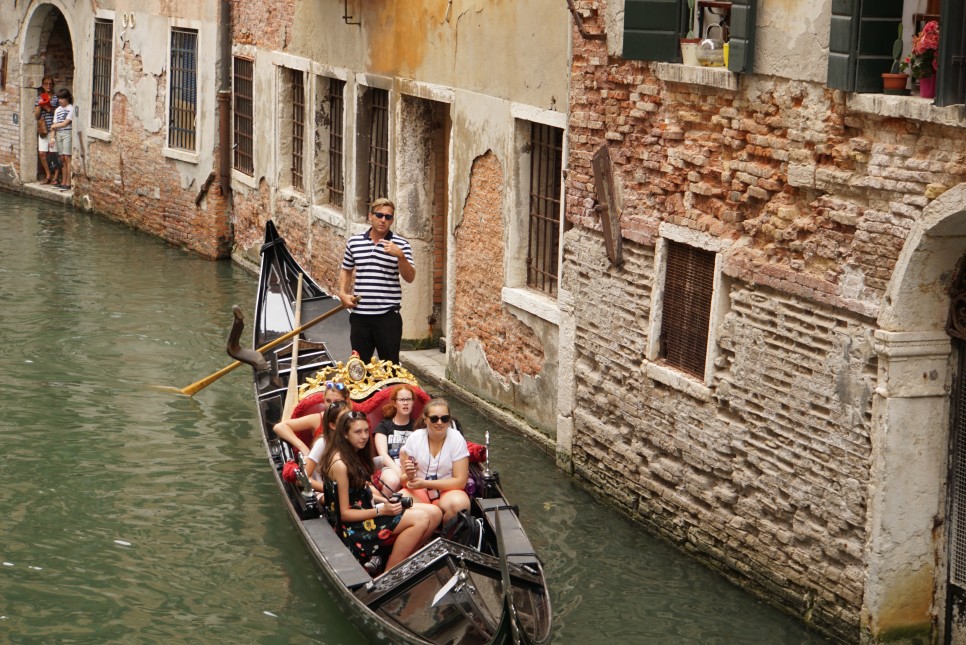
873, 184, 966, 642
20, 3, 74, 184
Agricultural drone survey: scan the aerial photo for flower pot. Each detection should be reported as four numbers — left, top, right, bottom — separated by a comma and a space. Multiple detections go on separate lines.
919, 75, 937, 99
881, 72, 909, 95
679, 38, 700, 66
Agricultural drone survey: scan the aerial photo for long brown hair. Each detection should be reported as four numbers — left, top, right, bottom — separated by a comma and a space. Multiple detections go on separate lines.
320, 411, 374, 488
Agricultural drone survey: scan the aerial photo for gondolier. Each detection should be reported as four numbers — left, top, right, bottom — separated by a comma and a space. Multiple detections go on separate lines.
337, 197, 415, 364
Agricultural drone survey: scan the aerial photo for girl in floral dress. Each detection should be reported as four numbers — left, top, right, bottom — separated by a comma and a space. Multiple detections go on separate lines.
320, 411, 434, 573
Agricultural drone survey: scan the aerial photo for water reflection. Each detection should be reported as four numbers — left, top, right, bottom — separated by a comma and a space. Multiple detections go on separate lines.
0, 195, 828, 644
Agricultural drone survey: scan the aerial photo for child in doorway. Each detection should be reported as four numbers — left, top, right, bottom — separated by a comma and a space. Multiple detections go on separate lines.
49, 89, 73, 190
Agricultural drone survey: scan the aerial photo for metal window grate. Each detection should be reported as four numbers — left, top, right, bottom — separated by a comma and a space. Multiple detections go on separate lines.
91, 20, 113, 131
526, 122, 563, 297
291, 70, 305, 191
660, 241, 715, 378
951, 344, 966, 586
327, 78, 346, 207
233, 57, 254, 175
368, 88, 389, 206
168, 28, 197, 151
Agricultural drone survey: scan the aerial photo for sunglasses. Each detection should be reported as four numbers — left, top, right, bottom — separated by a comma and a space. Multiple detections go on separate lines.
371, 211, 394, 221
325, 381, 346, 391
346, 410, 366, 420
427, 414, 451, 424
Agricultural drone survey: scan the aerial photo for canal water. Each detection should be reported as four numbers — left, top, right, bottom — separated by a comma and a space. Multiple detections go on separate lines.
0, 195, 830, 644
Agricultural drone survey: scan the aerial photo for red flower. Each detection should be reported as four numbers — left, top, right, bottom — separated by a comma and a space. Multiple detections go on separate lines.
378, 528, 392, 540
282, 460, 299, 483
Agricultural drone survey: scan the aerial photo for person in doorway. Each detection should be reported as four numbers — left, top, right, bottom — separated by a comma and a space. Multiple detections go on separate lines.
49, 89, 73, 190
320, 410, 434, 575
337, 198, 415, 365
34, 76, 58, 184
399, 398, 471, 523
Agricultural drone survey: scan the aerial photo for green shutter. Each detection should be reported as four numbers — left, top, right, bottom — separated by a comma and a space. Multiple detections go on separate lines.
937, 0, 966, 106
827, 0, 903, 92
624, 0, 682, 62
727, 0, 757, 73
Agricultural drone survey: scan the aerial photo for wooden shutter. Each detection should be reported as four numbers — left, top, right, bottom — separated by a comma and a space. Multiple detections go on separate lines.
937, 0, 966, 107
727, 0, 757, 73
624, 0, 683, 62
660, 242, 715, 379
827, 0, 903, 93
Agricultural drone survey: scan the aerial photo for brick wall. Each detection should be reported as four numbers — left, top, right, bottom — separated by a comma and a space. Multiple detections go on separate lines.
453, 151, 545, 380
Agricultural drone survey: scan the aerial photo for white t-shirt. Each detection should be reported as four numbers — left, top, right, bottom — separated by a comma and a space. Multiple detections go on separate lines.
307, 437, 327, 483
401, 426, 469, 481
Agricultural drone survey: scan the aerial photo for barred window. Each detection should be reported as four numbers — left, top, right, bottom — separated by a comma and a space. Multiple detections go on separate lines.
660, 241, 715, 378
91, 19, 113, 131
291, 70, 305, 192
327, 78, 346, 207
526, 122, 564, 297
367, 88, 389, 206
168, 28, 198, 151
233, 57, 254, 175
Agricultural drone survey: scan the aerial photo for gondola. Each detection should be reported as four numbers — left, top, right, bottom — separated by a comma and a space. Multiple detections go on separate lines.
230, 220, 552, 644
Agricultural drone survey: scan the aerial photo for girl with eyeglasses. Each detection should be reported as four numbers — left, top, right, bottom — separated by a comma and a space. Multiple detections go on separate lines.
372, 385, 417, 494
273, 380, 349, 456
399, 399, 471, 523
320, 411, 434, 574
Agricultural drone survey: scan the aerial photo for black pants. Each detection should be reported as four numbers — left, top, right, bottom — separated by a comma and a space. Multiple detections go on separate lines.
349, 310, 403, 364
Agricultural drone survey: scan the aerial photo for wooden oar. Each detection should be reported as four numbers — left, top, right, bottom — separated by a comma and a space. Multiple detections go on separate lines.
281, 274, 304, 421
158, 301, 345, 396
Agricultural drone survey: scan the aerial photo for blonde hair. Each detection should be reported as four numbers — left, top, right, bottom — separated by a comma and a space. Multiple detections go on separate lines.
370, 197, 395, 213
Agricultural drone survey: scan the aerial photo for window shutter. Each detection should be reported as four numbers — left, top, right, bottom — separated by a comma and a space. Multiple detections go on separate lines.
827, 0, 902, 92
661, 242, 715, 379
937, 0, 966, 107
727, 0, 757, 73
624, 0, 683, 62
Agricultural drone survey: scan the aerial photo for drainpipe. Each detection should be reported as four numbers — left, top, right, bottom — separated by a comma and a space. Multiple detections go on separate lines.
217, 0, 232, 200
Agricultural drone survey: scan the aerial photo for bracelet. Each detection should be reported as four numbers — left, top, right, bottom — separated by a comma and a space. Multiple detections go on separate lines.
375, 503, 384, 517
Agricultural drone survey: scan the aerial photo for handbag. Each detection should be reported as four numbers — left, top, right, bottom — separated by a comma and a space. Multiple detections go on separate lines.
47, 149, 62, 171
37, 117, 47, 136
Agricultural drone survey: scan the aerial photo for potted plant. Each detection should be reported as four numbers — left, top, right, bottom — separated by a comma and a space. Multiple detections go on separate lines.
900, 20, 940, 98
679, 0, 699, 66
882, 24, 908, 94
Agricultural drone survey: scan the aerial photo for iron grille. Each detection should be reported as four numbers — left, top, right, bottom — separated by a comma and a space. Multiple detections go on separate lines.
526, 122, 563, 297
660, 241, 715, 378
291, 70, 305, 191
327, 78, 346, 207
951, 343, 966, 586
91, 20, 113, 130
233, 57, 254, 175
368, 88, 389, 206
168, 28, 197, 151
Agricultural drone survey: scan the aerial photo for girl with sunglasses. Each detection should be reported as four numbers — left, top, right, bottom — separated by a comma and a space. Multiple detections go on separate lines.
272, 381, 349, 456
320, 411, 433, 574
301, 400, 348, 495
399, 399, 471, 522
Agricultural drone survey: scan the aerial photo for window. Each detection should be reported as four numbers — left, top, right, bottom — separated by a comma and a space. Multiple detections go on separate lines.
659, 241, 715, 378
91, 20, 113, 131
327, 78, 346, 207
168, 28, 198, 151
368, 87, 389, 206
233, 57, 254, 175
623, 0, 757, 73
526, 122, 564, 297
828, 1, 965, 106
291, 70, 305, 192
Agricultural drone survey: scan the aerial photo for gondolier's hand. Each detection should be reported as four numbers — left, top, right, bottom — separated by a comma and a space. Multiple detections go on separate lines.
338, 292, 359, 309
379, 240, 404, 260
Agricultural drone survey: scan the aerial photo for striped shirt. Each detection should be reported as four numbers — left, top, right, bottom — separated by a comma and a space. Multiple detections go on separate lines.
341, 229, 414, 316
53, 104, 73, 134
35, 94, 59, 129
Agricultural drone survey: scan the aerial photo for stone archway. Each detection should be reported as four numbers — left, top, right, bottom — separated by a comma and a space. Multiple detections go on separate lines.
864, 183, 966, 641
19, 2, 74, 185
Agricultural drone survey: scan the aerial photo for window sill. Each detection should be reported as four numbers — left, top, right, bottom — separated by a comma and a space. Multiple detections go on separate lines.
231, 168, 257, 189
654, 62, 738, 92
86, 129, 111, 143
162, 147, 198, 164
847, 93, 965, 126
501, 287, 560, 326
311, 203, 346, 229
278, 186, 307, 205
644, 360, 712, 402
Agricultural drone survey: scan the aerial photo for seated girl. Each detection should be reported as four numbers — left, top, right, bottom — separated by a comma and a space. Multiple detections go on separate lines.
273, 380, 348, 456
301, 400, 348, 496
372, 384, 417, 494
320, 410, 435, 574
399, 398, 471, 523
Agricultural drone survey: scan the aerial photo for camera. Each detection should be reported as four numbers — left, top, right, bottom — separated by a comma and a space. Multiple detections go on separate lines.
390, 493, 413, 509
